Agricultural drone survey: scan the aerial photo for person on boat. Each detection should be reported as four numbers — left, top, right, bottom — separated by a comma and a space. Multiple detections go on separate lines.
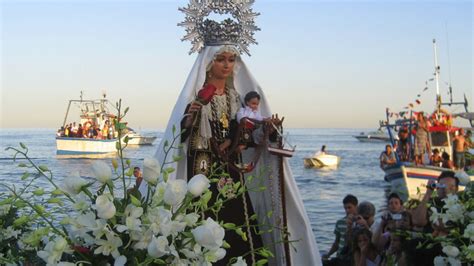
441, 151, 455, 170
323, 194, 358, 266
380, 144, 397, 169
314, 145, 327, 157
396, 127, 410, 161
429, 148, 442, 167
414, 112, 430, 165
409, 171, 459, 266
139, 4, 321, 263
453, 128, 467, 170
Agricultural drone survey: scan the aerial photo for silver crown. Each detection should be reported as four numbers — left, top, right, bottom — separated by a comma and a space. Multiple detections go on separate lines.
178, 0, 260, 55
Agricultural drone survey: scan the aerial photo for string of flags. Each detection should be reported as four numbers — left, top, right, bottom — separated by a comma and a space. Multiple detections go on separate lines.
387, 74, 438, 118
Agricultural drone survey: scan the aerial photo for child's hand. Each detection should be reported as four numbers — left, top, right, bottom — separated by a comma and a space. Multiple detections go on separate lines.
219, 139, 231, 152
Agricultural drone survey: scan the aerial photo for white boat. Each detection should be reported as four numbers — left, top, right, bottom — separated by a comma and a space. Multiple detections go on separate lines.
383, 163, 473, 201
124, 128, 157, 145
56, 93, 157, 155
353, 129, 396, 143
381, 39, 473, 200
304, 153, 340, 168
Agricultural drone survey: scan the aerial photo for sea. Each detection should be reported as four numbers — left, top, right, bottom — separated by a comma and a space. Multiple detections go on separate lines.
0, 128, 391, 255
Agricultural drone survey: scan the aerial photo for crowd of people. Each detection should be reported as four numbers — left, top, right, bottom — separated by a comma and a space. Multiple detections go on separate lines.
56, 119, 117, 140
323, 171, 460, 266
379, 111, 473, 171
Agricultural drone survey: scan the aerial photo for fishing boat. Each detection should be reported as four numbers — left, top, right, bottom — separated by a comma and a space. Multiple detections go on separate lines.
56, 93, 156, 155
381, 40, 473, 200
353, 128, 395, 143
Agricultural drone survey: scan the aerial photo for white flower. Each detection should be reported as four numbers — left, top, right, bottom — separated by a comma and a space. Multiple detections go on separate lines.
442, 245, 459, 257
164, 179, 187, 206
38, 237, 71, 266
444, 203, 465, 224
184, 213, 200, 227
133, 229, 153, 250
446, 257, 461, 266
147, 235, 169, 258
205, 248, 226, 263
114, 255, 127, 266
116, 205, 143, 233
95, 194, 116, 219
433, 256, 446, 266
188, 174, 210, 197
152, 182, 167, 205
464, 223, 474, 241
143, 158, 161, 185
62, 171, 88, 195
429, 207, 443, 226
192, 217, 225, 250
91, 161, 112, 183
94, 232, 123, 258
73, 192, 92, 212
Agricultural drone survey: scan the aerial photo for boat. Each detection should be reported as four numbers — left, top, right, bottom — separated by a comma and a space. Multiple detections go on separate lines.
353, 128, 396, 143
380, 39, 473, 201
56, 93, 156, 155
124, 127, 157, 145
304, 153, 340, 168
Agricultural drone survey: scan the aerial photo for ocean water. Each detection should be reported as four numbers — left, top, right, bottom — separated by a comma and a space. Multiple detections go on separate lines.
0, 128, 390, 255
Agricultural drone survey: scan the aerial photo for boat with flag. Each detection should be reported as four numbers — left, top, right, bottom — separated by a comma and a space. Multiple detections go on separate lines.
56, 93, 156, 156
380, 39, 473, 201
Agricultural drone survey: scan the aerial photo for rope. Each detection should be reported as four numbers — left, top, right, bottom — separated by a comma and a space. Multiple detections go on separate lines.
238, 171, 256, 265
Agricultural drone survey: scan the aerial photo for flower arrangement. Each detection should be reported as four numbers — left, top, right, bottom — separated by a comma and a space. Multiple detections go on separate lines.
0, 101, 274, 265
428, 183, 474, 265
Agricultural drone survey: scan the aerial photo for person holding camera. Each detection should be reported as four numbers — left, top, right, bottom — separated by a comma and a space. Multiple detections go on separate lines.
372, 193, 412, 265
408, 171, 459, 266
345, 201, 377, 252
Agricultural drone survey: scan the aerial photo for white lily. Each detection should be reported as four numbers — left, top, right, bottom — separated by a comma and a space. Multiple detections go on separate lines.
91, 161, 112, 183
143, 158, 161, 185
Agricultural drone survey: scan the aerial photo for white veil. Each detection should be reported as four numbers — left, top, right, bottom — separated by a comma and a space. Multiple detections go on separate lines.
140, 45, 321, 265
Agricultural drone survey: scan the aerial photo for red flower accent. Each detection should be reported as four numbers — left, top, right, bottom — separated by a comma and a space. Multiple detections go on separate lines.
197, 84, 217, 105
73, 245, 90, 254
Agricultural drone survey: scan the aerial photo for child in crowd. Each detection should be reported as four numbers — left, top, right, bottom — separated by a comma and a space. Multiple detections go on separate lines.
323, 194, 358, 266
430, 148, 442, 166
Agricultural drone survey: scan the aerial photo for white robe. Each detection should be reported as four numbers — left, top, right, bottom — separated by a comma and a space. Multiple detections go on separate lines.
140, 45, 321, 265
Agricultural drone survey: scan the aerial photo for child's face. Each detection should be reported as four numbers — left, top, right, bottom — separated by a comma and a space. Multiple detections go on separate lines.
247, 97, 260, 111
343, 203, 357, 216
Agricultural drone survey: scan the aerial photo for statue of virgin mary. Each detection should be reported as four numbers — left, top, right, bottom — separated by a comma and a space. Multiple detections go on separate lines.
141, 1, 321, 265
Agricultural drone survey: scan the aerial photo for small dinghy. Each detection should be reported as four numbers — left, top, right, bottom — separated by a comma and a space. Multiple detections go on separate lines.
304, 145, 341, 168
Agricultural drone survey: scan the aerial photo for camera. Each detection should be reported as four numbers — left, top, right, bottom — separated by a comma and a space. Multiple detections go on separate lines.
391, 213, 402, 220
429, 183, 447, 189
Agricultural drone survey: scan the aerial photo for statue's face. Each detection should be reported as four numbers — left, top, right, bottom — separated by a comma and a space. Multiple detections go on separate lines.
210, 52, 236, 79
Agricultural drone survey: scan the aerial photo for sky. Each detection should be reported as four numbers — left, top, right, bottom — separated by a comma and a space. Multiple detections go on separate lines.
1, 0, 472, 129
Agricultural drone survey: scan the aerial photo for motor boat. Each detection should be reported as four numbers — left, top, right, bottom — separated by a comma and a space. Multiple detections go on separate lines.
353, 129, 396, 143
304, 152, 340, 168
